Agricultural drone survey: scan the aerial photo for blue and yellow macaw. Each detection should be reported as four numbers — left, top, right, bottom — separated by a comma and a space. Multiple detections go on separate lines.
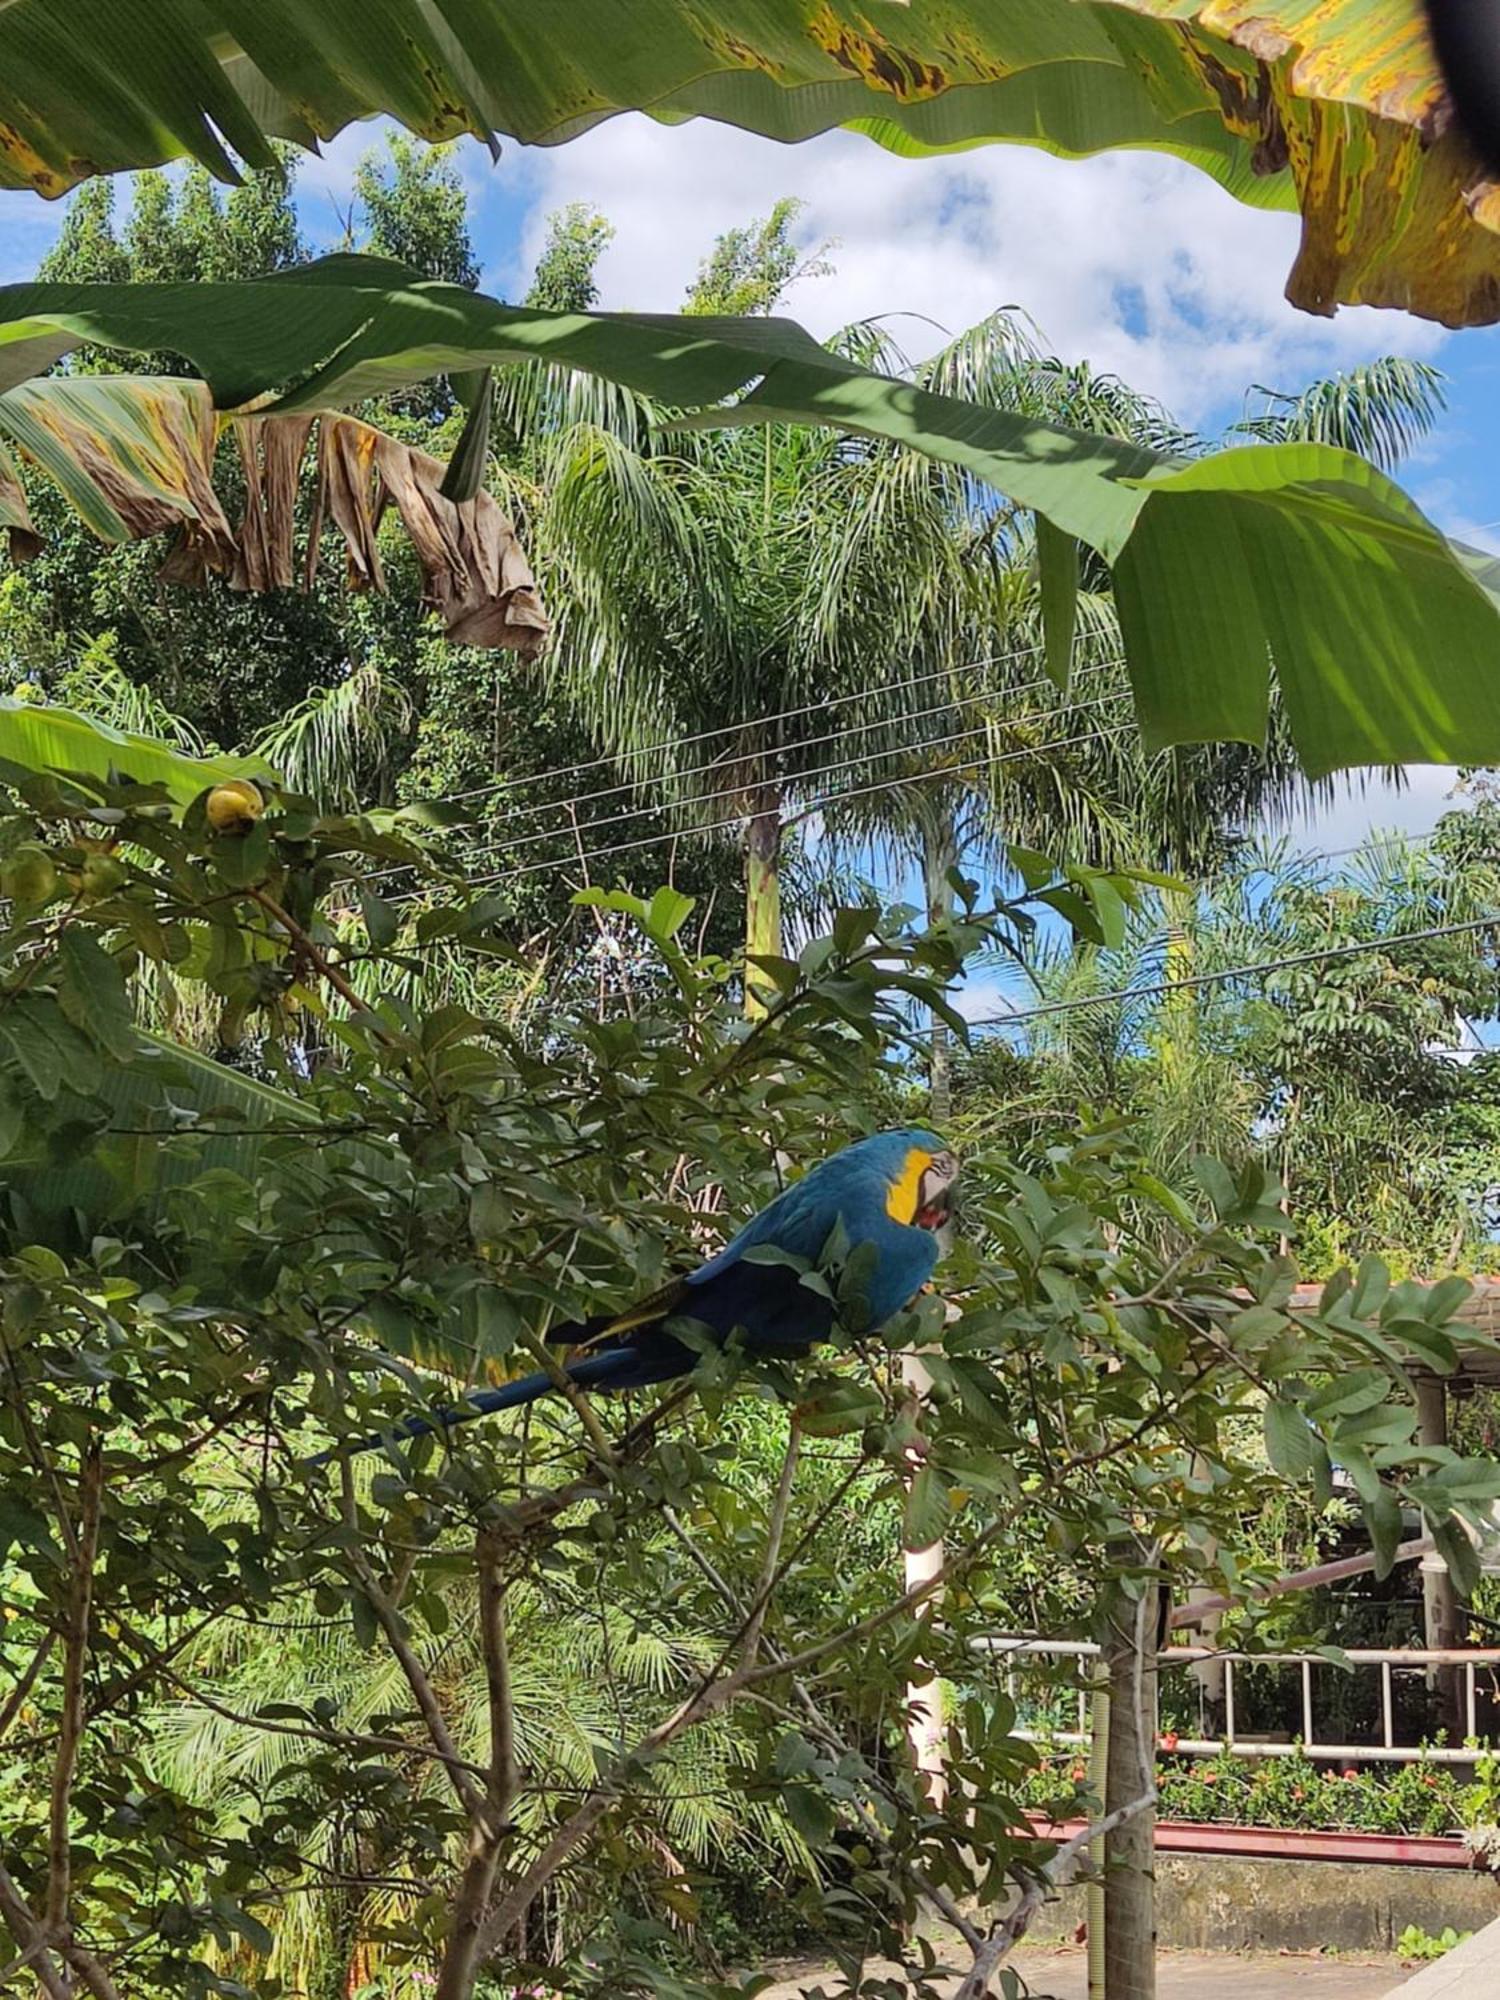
332, 1129, 957, 1458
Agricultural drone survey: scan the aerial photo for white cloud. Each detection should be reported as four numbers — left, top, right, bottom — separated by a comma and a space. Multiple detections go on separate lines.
1273, 766, 1469, 856
510, 116, 1446, 425
948, 970, 1022, 1026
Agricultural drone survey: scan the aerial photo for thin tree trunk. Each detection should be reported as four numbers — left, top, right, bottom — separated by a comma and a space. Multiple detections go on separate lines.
49, 1444, 104, 1940
434, 1531, 519, 2000
1102, 1588, 1160, 2000
744, 783, 783, 1019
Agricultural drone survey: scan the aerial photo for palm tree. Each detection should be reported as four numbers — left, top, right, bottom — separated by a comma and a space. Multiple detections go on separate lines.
491, 382, 937, 1007
150, 1531, 811, 1997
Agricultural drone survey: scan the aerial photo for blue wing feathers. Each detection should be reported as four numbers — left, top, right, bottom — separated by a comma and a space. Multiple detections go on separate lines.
321, 1129, 945, 1462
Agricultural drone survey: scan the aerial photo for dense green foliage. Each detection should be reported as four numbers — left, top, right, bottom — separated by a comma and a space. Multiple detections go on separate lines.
955, 812, 1500, 1274
0, 719, 1496, 1996
1028, 1748, 1491, 1841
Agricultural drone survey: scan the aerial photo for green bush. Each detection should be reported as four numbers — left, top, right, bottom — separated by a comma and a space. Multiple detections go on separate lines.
1023, 1748, 1476, 1837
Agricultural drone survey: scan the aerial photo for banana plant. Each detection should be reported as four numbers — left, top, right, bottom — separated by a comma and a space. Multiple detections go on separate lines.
0, 372, 548, 654
0, 3, 1492, 326
3, 258, 1500, 781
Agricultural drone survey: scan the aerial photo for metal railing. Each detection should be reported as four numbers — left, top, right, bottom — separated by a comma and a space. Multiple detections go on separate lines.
973, 1637, 1500, 1766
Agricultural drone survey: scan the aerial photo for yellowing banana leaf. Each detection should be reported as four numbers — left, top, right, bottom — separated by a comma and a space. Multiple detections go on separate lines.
0, 375, 550, 656
0, 259, 1493, 781
0, 694, 270, 804
0, 2, 1492, 325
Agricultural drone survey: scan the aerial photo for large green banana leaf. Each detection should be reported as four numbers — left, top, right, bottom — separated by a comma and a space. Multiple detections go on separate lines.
0, 3, 1490, 325
0, 693, 269, 803
3, 259, 1499, 781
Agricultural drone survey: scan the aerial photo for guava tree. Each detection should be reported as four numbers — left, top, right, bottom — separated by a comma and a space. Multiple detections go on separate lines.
0, 708, 1497, 1997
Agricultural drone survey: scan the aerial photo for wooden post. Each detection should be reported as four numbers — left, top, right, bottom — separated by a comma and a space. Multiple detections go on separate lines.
1087, 1685, 1109, 2000
1414, 1374, 1465, 1737
1102, 1594, 1158, 2000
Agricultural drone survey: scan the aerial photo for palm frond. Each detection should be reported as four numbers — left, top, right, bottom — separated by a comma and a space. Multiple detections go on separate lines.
1231, 357, 1447, 471
249, 660, 412, 809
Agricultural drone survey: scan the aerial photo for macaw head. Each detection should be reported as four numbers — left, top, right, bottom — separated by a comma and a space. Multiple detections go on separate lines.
868, 1127, 959, 1232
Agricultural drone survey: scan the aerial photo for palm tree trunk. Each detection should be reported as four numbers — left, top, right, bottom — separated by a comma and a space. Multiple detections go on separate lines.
744, 783, 783, 1019
1159, 887, 1196, 1087
921, 814, 959, 1126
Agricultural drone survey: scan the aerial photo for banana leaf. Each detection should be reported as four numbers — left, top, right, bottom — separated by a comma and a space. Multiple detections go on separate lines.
3, 260, 1499, 780
0, 2, 1491, 324
0, 375, 549, 655
0, 694, 269, 804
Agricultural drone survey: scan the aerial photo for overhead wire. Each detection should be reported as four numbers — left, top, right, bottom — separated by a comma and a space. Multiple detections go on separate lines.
422, 635, 1112, 811
437, 658, 1124, 830
964, 915, 1500, 1035
423, 685, 1135, 869
388, 703, 1143, 894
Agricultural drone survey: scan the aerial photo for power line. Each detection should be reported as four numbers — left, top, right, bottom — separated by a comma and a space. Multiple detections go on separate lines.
436, 686, 1134, 869
458, 711, 1143, 889
427, 635, 1095, 811
383, 730, 1471, 904
452, 662, 1121, 831
966, 915, 1500, 1034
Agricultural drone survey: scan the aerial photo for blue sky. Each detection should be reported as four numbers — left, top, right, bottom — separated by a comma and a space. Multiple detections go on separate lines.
3, 109, 1499, 882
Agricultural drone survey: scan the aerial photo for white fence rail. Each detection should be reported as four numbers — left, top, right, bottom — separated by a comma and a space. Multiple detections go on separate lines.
973, 1637, 1500, 1767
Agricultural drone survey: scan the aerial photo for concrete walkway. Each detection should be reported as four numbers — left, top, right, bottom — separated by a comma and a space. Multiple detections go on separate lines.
1004, 1947, 1403, 1998
1380, 1916, 1500, 1999
763, 1946, 1409, 1997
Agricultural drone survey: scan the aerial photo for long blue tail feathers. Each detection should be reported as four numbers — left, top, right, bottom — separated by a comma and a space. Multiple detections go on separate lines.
309, 1345, 641, 1467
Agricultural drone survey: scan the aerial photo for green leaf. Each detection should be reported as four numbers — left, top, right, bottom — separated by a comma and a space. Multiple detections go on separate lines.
795, 1377, 883, 1438
1304, 1369, 1390, 1422
57, 931, 137, 1062
1421, 1275, 1474, 1326
438, 363, 493, 503
1349, 1256, 1390, 1320
359, 886, 400, 950
1190, 1156, 1238, 1219
349, 1589, 379, 1652
783, 1782, 836, 1847
0, 3, 1493, 328
1036, 511, 1078, 690
644, 885, 695, 943
1429, 1518, 1482, 1599
0, 694, 267, 805
903, 1465, 949, 1551
1264, 1399, 1318, 1481
1364, 1486, 1404, 1580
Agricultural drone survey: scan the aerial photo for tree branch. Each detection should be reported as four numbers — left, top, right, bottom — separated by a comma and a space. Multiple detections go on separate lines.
659, 1503, 984, 1955
435, 1530, 520, 2000
0, 1862, 69, 2000
741, 1418, 800, 1667
478, 1533, 519, 1820
338, 1463, 494, 1829
953, 1791, 1158, 2000
478, 1668, 743, 1953
47, 1443, 102, 1937
154, 1665, 490, 1785
0, 1629, 56, 1742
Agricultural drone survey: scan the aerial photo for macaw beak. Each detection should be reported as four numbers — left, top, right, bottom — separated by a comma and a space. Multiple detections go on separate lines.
915, 1153, 958, 1230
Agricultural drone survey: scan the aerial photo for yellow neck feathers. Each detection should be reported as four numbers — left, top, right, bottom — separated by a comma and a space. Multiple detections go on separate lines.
885, 1147, 935, 1225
